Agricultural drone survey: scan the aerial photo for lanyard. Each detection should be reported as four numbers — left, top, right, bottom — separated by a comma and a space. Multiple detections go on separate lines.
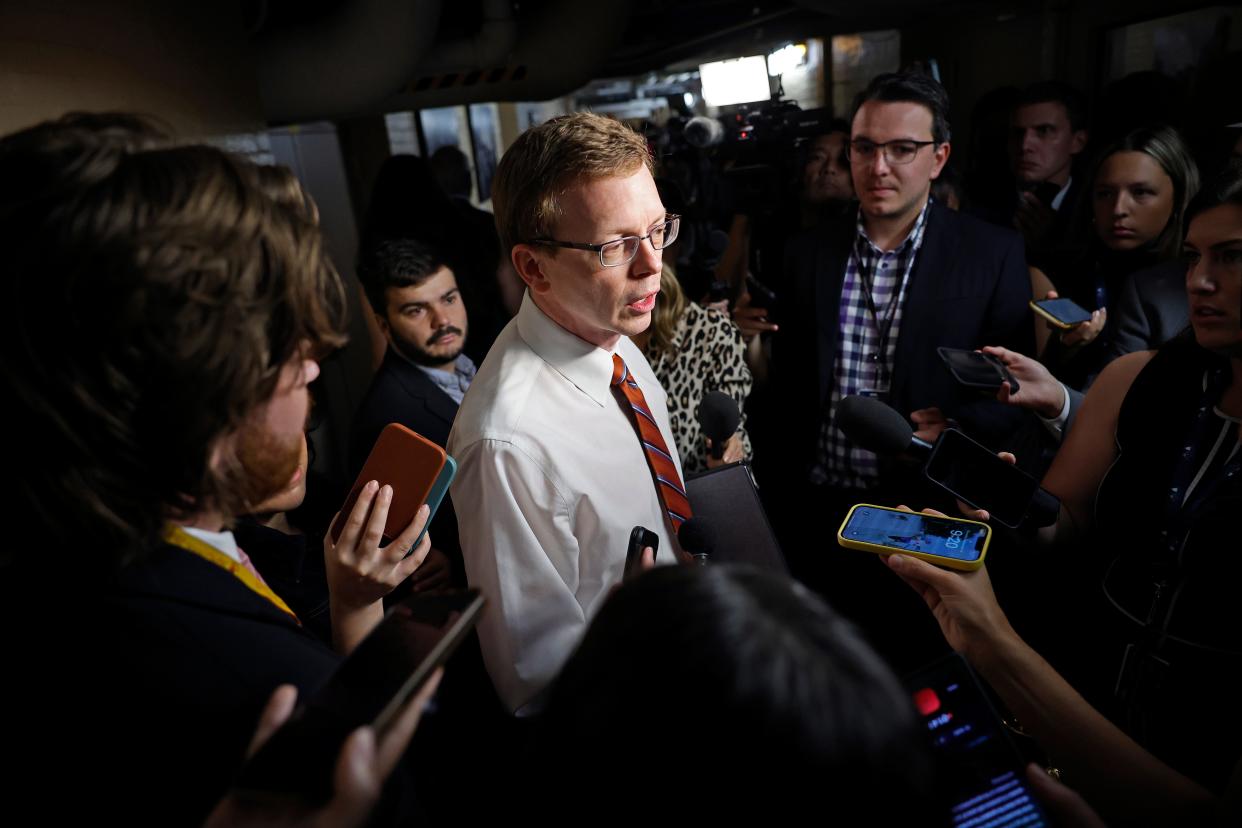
854, 241, 913, 392
163, 525, 300, 626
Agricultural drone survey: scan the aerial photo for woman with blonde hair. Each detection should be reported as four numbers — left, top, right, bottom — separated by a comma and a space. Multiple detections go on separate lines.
633, 265, 753, 475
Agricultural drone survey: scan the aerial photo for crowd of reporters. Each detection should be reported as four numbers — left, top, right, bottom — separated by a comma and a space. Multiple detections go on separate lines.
3, 59, 1242, 827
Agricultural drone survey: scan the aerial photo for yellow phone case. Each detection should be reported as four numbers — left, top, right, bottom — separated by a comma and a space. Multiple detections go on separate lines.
836, 503, 990, 571
1028, 299, 1075, 330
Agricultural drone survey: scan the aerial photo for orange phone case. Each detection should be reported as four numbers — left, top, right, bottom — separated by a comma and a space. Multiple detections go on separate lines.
331, 423, 447, 544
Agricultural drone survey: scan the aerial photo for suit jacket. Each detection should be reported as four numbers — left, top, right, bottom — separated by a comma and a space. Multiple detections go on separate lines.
6, 543, 342, 824
776, 200, 1034, 483
350, 348, 463, 568
1099, 258, 1189, 369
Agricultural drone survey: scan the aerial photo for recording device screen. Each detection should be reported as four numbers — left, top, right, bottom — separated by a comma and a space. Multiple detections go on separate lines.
905, 654, 1049, 827
840, 506, 987, 561
925, 429, 1040, 529
236, 590, 484, 803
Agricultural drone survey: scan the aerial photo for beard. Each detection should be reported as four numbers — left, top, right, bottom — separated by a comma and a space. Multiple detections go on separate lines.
231, 421, 304, 508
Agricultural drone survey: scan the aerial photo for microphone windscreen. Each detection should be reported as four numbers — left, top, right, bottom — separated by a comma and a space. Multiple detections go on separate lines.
678, 517, 717, 557
698, 391, 741, 443
835, 395, 915, 455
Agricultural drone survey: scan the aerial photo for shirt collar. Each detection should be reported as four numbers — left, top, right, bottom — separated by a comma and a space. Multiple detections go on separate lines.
1050, 176, 1073, 211
854, 196, 932, 256
180, 526, 241, 563
515, 291, 617, 407
413, 352, 476, 383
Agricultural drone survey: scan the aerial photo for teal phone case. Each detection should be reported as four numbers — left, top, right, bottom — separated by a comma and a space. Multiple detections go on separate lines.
410, 455, 456, 553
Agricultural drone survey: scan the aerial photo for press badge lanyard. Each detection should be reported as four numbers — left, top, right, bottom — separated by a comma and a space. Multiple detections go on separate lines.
855, 240, 916, 397
163, 524, 301, 625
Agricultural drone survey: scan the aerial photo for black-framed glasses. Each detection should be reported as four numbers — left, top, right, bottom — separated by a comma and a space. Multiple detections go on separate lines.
847, 139, 936, 165
532, 215, 680, 268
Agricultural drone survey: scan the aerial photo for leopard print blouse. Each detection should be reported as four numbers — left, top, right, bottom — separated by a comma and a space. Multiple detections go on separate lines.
642, 302, 753, 476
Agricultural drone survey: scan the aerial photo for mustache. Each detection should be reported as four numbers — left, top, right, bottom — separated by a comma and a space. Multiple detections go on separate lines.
427, 326, 463, 346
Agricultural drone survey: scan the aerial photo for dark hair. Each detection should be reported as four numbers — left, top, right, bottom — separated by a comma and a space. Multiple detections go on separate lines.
1184, 159, 1242, 230
851, 70, 952, 145
534, 565, 942, 820
0, 114, 347, 570
357, 237, 450, 314
428, 145, 473, 200
1016, 81, 1089, 133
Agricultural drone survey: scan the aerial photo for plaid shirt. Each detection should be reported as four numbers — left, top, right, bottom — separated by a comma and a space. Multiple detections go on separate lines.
812, 199, 932, 489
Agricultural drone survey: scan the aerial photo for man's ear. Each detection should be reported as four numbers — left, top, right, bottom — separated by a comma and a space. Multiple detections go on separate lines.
929, 141, 951, 180
512, 244, 552, 294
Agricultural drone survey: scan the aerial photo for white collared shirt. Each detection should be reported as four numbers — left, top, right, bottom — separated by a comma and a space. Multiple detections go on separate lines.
447, 291, 682, 715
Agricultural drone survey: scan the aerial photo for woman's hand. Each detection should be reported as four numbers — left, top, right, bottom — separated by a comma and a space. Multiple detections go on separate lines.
705, 432, 744, 468
203, 672, 441, 828
885, 507, 1018, 662
983, 346, 1066, 418
325, 481, 432, 612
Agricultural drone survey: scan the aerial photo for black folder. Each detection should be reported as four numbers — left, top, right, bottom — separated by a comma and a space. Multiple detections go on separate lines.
684, 462, 787, 573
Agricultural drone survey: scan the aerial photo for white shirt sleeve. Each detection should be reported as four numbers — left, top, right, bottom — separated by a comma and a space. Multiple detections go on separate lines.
1038, 381, 1072, 438
451, 437, 586, 715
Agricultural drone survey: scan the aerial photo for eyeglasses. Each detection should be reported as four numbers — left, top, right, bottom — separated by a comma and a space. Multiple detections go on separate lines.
847, 139, 936, 166
532, 215, 680, 268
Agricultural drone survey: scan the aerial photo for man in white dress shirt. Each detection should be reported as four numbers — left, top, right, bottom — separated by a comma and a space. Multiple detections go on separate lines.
448, 113, 686, 714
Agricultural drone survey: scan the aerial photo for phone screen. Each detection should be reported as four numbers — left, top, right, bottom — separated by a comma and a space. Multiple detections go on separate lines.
905, 655, 1049, 827
925, 430, 1039, 528
236, 590, 484, 802
1034, 298, 1092, 326
841, 506, 986, 561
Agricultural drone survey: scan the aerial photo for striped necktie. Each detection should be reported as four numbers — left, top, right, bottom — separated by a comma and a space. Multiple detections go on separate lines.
611, 353, 693, 534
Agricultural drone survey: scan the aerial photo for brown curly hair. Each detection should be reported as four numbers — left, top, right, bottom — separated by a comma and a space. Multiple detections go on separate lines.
0, 114, 347, 569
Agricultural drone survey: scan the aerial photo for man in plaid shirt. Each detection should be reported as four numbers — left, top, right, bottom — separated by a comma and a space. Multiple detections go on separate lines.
773, 71, 1033, 665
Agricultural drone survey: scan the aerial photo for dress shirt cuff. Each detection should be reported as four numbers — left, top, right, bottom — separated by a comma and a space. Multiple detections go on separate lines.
1037, 382, 1071, 437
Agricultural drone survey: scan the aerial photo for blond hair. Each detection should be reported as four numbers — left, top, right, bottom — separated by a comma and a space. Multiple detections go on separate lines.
646, 265, 689, 356
491, 112, 653, 253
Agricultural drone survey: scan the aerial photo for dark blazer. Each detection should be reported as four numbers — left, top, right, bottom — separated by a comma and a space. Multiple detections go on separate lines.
776, 200, 1034, 481
1099, 258, 1189, 369
350, 348, 463, 569
7, 544, 342, 824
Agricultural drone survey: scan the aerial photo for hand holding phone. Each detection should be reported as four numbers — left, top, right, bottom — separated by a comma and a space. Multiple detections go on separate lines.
234, 591, 484, 804
325, 484, 433, 612
938, 347, 1020, 395
624, 526, 659, 579
1029, 297, 1092, 330
924, 429, 1040, 528
837, 504, 991, 571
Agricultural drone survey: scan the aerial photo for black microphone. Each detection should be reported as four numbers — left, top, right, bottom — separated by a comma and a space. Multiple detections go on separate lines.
835, 394, 933, 456
698, 391, 741, 460
678, 517, 716, 565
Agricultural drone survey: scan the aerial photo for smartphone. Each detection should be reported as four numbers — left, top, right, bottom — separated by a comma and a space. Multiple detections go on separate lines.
937, 347, 1019, 394
234, 590, 485, 803
1030, 298, 1092, 329
837, 504, 990, 571
925, 429, 1039, 529
905, 654, 1049, 827
331, 423, 455, 550
624, 525, 659, 578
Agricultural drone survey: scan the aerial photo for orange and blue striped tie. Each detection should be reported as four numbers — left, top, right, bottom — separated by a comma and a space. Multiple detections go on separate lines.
611, 353, 693, 534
